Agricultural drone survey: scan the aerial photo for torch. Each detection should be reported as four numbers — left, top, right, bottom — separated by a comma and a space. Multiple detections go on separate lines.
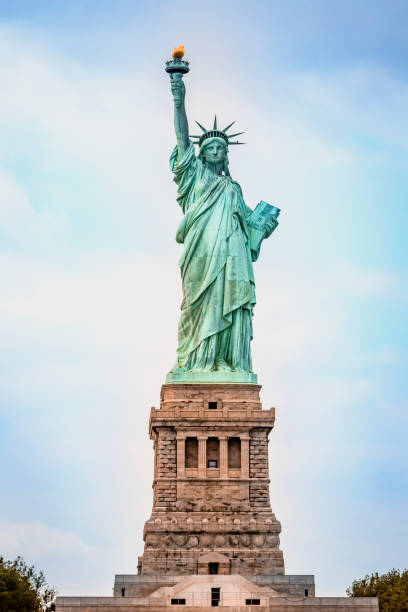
165, 45, 190, 77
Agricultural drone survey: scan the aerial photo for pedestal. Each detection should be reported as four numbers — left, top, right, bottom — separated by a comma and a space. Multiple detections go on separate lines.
140, 383, 284, 577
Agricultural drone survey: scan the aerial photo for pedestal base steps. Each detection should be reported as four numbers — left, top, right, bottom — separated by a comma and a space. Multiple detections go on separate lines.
113, 573, 315, 598
56, 572, 378, 611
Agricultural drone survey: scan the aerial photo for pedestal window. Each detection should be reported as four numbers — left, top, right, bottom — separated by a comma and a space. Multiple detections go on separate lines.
206, 437, 220, 468
228, 437, 241, 468
185, 437, 198, 468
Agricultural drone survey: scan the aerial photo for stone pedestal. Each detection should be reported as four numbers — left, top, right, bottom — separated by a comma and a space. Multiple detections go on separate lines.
140, 383, 284, 577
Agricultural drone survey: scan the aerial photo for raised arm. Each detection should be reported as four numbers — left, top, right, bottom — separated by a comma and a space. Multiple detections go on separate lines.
170, 73, 190, 160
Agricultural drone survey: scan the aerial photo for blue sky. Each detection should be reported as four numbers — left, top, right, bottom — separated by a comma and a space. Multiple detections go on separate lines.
0, 0, 407, 598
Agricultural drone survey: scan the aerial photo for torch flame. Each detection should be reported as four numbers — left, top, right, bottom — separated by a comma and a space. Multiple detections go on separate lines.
172, 45, 185, 59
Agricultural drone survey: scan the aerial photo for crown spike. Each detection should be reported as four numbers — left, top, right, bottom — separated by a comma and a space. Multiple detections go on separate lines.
222, 121, 236, 133
193, 118, 245, 148
195, 121, 207, 133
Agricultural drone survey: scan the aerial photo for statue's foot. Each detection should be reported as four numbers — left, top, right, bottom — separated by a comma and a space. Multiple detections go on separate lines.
170, 364, 214, 373
170, 363, 189, 373
215, 359, 232, 372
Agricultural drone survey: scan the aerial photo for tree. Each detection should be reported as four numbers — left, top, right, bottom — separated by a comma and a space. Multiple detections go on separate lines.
347, 569, 408, 612
0, 556, 56, 612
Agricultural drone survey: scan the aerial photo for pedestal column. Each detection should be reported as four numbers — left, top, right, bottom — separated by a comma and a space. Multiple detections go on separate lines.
176, 434, 185, 478
219, 435, 228, 479
241, 434, 250, 479
198, 435, 207, 478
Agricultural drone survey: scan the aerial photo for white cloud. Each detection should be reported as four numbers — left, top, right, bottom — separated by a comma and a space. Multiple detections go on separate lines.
0, 170, 67, 249
0, 520, 94, 559
288, 65, 408, 156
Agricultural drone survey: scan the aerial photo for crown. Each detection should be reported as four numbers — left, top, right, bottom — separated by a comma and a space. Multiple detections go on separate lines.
190, 116, 245, 148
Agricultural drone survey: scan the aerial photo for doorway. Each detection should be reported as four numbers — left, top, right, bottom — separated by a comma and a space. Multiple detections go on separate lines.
211, 587, 220, 606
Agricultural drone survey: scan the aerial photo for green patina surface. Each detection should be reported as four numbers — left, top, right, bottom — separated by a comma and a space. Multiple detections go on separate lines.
165, 63, 279, 385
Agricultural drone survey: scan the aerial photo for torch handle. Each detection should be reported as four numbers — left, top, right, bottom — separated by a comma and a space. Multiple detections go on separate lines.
170, 72, 186, 108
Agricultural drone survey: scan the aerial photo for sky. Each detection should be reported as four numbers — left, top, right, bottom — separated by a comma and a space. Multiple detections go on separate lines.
0, 0, 407, 599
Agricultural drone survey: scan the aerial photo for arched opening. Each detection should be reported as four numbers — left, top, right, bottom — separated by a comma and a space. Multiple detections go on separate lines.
197, 552, 231, 576
207, 437, 219, 468
228, 437, 241, 468
185, 437, 198, 468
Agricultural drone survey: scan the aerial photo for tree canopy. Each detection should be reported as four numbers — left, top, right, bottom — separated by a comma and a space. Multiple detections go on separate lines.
0, 556, 56, 612
347, 569, 408, 612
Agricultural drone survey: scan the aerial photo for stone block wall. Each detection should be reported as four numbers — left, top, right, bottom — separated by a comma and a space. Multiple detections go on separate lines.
249, 428, 269, 478
249, 483, 271, 507
153, 482, 177, 509
156, 428, 176, 478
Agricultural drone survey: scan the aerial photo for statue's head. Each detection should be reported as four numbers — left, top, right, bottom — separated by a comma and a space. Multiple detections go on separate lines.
192, 117, 244, 177
199, 137, 228, 166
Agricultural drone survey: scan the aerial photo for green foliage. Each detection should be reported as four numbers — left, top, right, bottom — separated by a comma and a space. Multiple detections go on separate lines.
0, 556, 56, 612
347, 569, 408, 612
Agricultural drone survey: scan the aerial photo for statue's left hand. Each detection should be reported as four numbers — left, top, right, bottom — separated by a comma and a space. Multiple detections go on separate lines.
264, 218, 278, 238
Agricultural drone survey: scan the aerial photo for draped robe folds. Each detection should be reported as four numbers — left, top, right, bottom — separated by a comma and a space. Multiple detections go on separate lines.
170, 143, 256, 373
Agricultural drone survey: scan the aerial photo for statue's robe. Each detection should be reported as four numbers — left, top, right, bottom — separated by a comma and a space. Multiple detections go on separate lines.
170, 143, 256, 372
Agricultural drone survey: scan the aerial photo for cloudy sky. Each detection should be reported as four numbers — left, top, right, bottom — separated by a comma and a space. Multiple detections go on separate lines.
0, 0, 407, 598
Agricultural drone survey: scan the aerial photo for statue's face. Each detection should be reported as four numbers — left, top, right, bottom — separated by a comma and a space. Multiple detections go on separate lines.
201, 139, 226, 164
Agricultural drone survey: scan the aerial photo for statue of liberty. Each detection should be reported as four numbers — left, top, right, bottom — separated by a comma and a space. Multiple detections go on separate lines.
165, 49, 280, 384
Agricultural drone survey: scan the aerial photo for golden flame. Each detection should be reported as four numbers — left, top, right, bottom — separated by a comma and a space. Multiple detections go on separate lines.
172, 45, 185, 59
